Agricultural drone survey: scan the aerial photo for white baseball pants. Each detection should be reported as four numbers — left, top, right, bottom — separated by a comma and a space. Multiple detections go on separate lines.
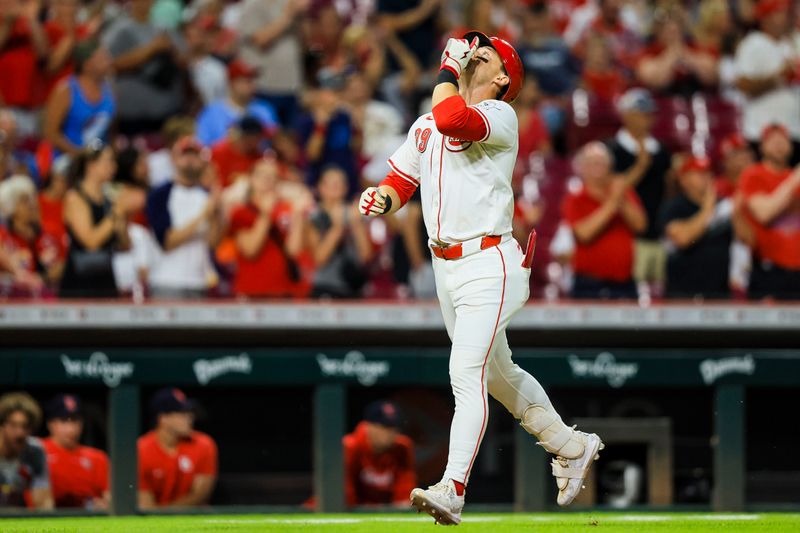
433, 237, 559, 485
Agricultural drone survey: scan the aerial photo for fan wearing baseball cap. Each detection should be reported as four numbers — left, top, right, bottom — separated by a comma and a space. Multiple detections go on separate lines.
738, 124, 800, 298
659, 157, 733, 299
137, 388, 217, 509
42, 394, 110, 509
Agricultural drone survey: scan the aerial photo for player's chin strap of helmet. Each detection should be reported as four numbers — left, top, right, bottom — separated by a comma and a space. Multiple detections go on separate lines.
520, 405, 586, 460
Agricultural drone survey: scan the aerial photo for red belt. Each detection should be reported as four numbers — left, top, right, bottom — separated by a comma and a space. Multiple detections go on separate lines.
430, 235, 502, 260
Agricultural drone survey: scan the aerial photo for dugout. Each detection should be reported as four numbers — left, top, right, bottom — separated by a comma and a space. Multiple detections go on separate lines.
1, 302, 799, 516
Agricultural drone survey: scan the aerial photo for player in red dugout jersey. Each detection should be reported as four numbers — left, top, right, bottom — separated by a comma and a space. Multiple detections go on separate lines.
42, 394, 110, 509
138, 388, 218, 509
343, 401, 417, 507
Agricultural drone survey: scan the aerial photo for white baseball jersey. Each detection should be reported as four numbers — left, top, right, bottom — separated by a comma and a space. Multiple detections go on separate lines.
387, 99, 519, 244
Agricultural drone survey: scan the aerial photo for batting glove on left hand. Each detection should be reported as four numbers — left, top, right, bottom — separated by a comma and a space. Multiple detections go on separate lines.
359, 187, 392, 217
440, 37, 479, 80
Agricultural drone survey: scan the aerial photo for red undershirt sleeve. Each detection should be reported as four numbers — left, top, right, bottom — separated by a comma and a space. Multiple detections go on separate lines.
432, 95, 490, 141
380, 170, 419, 207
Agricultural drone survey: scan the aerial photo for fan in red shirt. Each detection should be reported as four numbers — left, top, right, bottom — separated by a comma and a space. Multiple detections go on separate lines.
344, 401, 416, 507
0, 0, 48, 115
42, 394, 109, 509
0, 175, 61, 295
562, 141, 648, 299
581, 33, 627, 103
138, 388, 218, 509
738, 124, 800, 298
43, 0, 97, 98
715, 133, 754, 198
211, 116, 269, 188
229, 156, 313, 298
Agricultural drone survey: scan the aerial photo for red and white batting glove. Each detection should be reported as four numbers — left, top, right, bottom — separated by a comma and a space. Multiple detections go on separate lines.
440, 37, 479, 80
359, 187, 392, 217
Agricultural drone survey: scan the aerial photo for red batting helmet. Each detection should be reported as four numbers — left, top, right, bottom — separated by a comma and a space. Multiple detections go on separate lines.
463, 30, 524, 103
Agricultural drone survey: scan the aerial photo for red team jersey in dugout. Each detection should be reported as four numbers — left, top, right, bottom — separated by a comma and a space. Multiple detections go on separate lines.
42, 438, 109, 508
343, 422, 416, 506
138, 431, 218, 505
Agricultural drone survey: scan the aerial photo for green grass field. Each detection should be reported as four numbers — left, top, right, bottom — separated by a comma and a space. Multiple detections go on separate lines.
1, 513, 799, 533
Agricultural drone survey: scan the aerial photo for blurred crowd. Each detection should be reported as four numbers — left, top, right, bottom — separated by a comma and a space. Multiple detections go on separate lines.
1, 0, 800, 301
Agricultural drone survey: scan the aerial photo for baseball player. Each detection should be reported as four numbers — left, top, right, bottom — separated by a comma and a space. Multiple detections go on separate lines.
359, 31, 604, 525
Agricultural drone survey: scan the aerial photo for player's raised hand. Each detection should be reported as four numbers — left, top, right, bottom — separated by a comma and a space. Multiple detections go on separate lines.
440, 37, 479, 80
359, 187, 392, 217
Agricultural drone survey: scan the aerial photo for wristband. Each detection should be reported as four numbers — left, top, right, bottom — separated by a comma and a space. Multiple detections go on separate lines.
437, 69, 458, 87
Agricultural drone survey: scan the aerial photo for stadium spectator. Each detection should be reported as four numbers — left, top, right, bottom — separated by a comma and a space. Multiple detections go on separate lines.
111, 146, 158, 296
0, 392, 53, 509
184, 14, 227, 107
636, 6, 719, 97
692, 0, 734, 57
146, 136, 222, 299
716, 133, 755, 198
147, 116, 195, 188
238, 0, 309, 128
60, 142, 140, 298
138, 388, 217, 509
195, 60, 278, 147
42, 394, 109, 509
210, 116, 269, 188
518, 1, 580, 99
298, 73, 358, 194
210, 120, 265, 192
43, 39, 115, 159
304, 3, 347, 73
581, 33, 627, 104
513, 78, 551, 178
0, 108, 37, 180
333, 25, 386, 90
739, 124, 800, 299
734, 0, 800, 146
567, 0, 643, 74
607, 88, 673, 295
102, 0, 186, 135
0, 0, 48, 137
376, 0, 441, 117
343, 401, 416, 507
0, 174, 49, 296
307, 165, 373, 298
398, 195, 437, 299
660, 157, 733, 299
38, 155, 70, 280
449, 0, 515, 44
341, 72, 404, 166
43, 0, 101, 98
229, 156, 312, 298
562, 141, 647, 299
376, 0, 441, 72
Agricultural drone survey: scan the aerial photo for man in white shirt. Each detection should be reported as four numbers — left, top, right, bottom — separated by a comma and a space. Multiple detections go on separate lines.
735, 0, 800, 145
146, 136, 222, 298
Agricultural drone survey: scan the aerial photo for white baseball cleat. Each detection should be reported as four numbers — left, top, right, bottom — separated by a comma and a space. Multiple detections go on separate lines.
410, 479, 464, 525
551, 431, 605, 506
